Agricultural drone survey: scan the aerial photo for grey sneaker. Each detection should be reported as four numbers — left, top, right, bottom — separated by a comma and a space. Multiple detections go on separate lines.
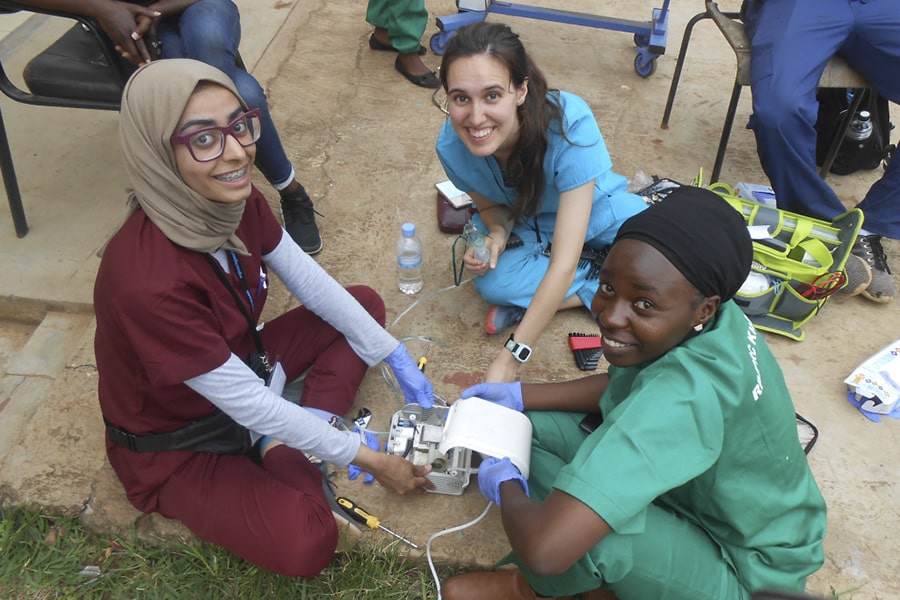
281, 185, 323, 254
840, 253, 872, 296
852, 235, 895, 304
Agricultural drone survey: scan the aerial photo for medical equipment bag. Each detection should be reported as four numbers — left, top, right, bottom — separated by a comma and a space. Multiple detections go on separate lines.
711, 184, 863, 341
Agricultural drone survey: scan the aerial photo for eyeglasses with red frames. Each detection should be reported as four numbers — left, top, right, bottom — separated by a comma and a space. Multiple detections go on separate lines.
170, 108, 262, 162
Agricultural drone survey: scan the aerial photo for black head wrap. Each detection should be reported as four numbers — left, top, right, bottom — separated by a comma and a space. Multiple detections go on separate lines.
613, 187, 752, 301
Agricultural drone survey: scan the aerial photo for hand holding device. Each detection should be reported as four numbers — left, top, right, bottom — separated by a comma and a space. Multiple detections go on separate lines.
477, 456, 529, 506
460, 382, 524, 412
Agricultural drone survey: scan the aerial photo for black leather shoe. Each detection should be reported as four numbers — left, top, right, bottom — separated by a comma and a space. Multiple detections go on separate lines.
369, 33, 427, 56
394, 55, 440, 89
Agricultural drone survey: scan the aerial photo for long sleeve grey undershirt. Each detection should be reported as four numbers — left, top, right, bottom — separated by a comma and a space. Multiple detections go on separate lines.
185, 231, 401, 466
264, 230, 399, 366
186, 354, 360, 465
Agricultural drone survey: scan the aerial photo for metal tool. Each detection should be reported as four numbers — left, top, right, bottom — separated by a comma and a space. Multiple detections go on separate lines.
335, 496, 420, 550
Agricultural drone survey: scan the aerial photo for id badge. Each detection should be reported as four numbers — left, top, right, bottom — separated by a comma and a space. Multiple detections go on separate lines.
267, 360, 286, 397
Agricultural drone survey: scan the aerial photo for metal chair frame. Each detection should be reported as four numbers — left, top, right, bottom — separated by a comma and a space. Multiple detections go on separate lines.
660, 0, 870, 184
0, 1, 126, 237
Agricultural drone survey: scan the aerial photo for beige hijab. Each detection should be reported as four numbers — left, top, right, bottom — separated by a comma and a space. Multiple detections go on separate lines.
118, 58, 250, 255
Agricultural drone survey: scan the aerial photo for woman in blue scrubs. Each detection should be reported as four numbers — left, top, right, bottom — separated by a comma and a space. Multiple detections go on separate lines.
435, 22, 646, 383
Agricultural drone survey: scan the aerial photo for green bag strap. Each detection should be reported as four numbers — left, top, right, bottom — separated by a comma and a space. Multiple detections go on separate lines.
784, 218, 814, 248
796, 237, 834, 271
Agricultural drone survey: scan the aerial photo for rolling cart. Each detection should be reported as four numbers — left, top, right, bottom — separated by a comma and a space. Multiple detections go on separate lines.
430, 0, 672, 78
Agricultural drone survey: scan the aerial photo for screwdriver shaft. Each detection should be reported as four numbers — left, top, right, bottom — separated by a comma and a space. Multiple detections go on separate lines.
378, 524, 420, 549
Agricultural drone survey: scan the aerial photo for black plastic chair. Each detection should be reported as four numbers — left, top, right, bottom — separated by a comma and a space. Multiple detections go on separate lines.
0, 0, 131, 237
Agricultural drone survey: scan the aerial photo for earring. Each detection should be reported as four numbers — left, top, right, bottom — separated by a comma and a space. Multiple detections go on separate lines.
693, 323, 704, 332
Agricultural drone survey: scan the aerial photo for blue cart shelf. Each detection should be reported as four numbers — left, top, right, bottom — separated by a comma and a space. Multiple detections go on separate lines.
431, 0, 672, 78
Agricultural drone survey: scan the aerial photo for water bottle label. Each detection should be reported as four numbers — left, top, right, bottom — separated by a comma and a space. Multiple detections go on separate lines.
398, 256, 422, 268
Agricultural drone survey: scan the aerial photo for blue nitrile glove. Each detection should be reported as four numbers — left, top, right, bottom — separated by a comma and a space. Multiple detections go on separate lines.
384, 344, 434, 408
461, 382, 524, 412
477, 456, 529, 506
348, 427, 379, 484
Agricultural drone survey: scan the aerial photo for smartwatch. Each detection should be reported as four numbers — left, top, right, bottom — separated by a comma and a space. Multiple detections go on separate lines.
504, 334, 532, 363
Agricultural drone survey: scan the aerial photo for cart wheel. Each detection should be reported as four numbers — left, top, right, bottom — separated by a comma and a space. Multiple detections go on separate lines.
430, 32, 450, 56
634, 53, 657, 78
633, 33, 650, 48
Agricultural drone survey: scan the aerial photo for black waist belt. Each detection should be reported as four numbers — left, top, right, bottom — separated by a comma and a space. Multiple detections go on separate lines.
105, 410, 252, 455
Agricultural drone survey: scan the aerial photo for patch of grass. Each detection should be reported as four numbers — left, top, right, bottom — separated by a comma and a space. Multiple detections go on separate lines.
0, 505, 451, 599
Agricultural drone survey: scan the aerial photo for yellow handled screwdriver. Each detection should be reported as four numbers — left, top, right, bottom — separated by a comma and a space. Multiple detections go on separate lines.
417, 340, 431, 373
335, 497, 419, 549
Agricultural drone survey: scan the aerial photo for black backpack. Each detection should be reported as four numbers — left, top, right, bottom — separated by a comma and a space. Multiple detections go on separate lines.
815, 88, 895, 175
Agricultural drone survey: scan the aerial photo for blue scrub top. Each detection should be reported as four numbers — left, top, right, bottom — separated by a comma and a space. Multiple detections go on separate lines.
436, 91, 645, 246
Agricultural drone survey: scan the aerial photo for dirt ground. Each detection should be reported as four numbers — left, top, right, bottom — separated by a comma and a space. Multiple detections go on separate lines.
0, 0, 898, 598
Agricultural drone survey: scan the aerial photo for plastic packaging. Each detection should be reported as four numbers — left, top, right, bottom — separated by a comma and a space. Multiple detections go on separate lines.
397, 222, 424, 294
626, 169, 655, 194
735, 182, 777, 208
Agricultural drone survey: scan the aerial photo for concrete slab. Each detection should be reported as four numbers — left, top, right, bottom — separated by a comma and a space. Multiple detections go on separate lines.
7, 311, 92, 377
0, 375, 52, 464
0, 0, 897, 598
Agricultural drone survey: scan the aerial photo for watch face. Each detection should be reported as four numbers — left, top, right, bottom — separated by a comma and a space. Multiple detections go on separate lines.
506, 336, 531, 362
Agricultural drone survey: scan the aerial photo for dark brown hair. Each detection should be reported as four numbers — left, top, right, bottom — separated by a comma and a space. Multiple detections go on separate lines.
439, 22, 565, 219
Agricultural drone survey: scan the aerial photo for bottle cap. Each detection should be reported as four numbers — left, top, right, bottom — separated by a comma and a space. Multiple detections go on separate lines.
402, 222, 416, 237
859, 110, 871, 121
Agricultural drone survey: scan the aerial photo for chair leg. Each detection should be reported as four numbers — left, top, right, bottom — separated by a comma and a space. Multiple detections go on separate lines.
818, 87, 865, 178
710, 80, 743, 184
661, 10, 711, 129
0, 105, 28, 238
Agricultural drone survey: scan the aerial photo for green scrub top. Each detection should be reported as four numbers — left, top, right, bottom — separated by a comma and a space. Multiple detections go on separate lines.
541, 302, 826, 595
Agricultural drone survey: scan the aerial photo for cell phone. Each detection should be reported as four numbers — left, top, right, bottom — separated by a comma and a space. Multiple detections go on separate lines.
579, 412, 603, 434
146, 34, 163, 61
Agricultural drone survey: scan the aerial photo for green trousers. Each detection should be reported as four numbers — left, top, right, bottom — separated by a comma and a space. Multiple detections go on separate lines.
508, 411, 750, 600
366, 0, 428, 55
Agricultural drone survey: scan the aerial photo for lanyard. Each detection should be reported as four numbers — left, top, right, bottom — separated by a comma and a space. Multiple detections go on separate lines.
205, 253, 267, 362
227, 251, 255, 313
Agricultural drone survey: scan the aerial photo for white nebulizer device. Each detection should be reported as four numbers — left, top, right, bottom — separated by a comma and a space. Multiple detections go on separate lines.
385, 396, 532, 495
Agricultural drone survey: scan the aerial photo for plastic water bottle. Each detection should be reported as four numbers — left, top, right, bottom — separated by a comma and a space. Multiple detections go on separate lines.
397, 222, 423, 294
462, 222, 491, 262
847, 110, 873, 141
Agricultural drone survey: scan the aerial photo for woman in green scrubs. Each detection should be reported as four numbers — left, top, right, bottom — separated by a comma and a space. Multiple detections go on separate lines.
442, 187, 827, 600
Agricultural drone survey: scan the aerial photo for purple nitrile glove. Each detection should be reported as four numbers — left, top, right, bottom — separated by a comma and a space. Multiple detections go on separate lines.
461, 382, 523, 412
384, 344, 434, 408
348, 427, 379, 484
477, 456, 529, 506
